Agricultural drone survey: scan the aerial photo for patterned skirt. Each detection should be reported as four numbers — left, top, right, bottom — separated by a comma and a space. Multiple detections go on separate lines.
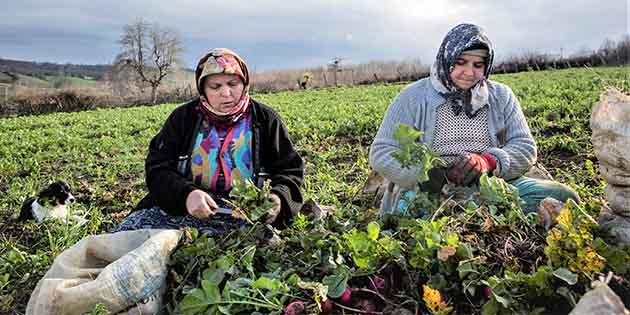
110, 207, 246, 235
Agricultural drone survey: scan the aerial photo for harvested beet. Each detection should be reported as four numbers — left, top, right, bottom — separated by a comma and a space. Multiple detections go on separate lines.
338, 287, 353, 305
483, 286, 492, 299
320, 298, 334, 314
284, 301, 306, 315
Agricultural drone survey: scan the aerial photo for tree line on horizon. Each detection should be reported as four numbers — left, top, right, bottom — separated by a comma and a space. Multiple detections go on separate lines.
0, 18, 628, 117
1, 30, 628, 92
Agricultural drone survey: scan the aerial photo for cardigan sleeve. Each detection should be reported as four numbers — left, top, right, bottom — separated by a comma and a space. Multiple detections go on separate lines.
484, 84, 537, 180
260, 111, 304, 226
369, 85, 424, 189
145, 106, 198, 215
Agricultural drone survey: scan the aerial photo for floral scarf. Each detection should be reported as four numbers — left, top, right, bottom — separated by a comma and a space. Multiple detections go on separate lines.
195, 48, 251, 125
429, 23, 494, 118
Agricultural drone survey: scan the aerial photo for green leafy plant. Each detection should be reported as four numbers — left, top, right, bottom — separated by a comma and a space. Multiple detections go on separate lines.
392, 124, 446, 183
544, 199, 605, 278
84, 303, 112, 315
480, 268, 553, 315
227, 179, 275, 223
391, 123, 446, 216
343, 221, 403, 270
406, 217, 464, 274
593, 238, 630, 275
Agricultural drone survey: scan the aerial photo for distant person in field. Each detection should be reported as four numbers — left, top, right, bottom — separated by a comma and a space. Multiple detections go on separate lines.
111, 48, 303, 233
369, 23, 579, 215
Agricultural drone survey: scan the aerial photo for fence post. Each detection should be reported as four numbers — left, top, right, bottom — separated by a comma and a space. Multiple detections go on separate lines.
0, 84, 8, 109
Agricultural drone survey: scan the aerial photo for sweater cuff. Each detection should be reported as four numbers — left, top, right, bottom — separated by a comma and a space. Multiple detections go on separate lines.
271, 184, 300, 223
174, 184, 197, 216
479, 152, 497, 171
484, 148, 510, 178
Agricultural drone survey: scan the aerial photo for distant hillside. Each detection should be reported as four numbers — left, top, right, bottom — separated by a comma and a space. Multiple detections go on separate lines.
0, 72, 50, 87
0, 58, 111, 81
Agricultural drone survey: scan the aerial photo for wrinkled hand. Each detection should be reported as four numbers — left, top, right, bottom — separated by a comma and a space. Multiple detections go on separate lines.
446, 152, 497, 186
186, 189, 218, 219
265, 193, 282, 224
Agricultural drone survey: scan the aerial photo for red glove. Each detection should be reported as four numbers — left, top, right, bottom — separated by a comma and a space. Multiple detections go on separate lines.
446, 152, 497, 186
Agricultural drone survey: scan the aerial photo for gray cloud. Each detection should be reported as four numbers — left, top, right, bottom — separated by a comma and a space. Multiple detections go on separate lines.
1, 0, 627, 70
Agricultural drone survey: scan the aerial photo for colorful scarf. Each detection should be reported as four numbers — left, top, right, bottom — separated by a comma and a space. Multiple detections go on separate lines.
195, 48, 251, 125
430, 23, 494, 118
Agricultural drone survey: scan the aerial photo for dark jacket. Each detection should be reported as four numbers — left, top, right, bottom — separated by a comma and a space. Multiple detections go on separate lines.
136, 98, 304, 226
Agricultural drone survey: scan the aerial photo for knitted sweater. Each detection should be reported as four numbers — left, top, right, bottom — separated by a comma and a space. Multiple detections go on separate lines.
369, 77, 536, 212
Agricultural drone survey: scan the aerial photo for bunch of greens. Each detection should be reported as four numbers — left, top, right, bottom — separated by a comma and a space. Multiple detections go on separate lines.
391, 124, 446, 183
226, 179, 275, 223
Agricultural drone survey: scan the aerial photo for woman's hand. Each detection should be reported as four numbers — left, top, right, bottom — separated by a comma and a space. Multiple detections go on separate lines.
446, 152, 497, 186
265, 193, 282, 224
419, 167, 448, 193
186, 189, 218, 219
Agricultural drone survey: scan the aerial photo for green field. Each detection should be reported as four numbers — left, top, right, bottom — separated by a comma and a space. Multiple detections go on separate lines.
0, 66, 629, 314
44, 75, 99, 87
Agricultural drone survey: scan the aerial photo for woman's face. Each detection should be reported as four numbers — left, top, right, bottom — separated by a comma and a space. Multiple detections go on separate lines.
202, 74, 244, 113
449, 54, 486, 90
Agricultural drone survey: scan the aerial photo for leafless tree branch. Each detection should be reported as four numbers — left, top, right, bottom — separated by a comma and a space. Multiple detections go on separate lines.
113, 19, 184, 103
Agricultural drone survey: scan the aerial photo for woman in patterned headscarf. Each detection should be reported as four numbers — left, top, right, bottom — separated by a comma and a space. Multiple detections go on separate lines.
112, 48, 304, 233
370, 23, 579, 215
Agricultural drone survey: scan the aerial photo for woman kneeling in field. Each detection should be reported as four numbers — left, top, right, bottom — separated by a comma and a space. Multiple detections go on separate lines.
369, 23, 579, 215
112, 48, 303, 234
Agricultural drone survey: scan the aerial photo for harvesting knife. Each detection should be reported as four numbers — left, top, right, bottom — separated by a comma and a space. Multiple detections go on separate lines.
214, 207, 233, 215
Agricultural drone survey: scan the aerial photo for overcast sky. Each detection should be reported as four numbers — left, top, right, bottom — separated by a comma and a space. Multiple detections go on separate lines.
1, 0, 628, 71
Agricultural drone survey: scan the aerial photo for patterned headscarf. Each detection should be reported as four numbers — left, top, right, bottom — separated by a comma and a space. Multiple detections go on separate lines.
195, 48, 251, 125
430, 23, 495, 118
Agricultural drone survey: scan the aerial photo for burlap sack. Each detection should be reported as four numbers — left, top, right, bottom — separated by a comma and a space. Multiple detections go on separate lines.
605, 185, 630, 216
598, 205, 630, 245
570, 281, 629, 315
591, 89, 630, 186
26, 229, 182, 315
599, 163, 630, 187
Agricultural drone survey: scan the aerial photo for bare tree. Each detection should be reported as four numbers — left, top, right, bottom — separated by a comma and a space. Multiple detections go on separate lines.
618, 35, 630, 64
106, 62, 138, 98
114, 19, 184, 104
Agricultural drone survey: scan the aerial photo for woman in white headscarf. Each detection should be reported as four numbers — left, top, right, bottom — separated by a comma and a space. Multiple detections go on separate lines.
370, 23, 579, 215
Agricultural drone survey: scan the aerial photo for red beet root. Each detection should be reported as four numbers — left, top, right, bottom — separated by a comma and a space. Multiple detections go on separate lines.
284, 301, 306, 315
338, 287, 353, 305
320, 298, 334, 314
483, 286, 492, 299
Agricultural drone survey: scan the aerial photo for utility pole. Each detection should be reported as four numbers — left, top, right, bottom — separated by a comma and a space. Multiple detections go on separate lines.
329, 57, 343, 87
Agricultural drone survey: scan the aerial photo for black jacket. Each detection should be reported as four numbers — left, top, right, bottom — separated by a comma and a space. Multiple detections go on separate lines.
136, 98, 304, 225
